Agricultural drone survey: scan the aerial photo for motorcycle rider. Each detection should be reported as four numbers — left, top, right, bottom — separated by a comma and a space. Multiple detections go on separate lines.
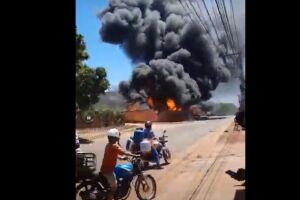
144, 121, 163, 169
100, 128, 136, 200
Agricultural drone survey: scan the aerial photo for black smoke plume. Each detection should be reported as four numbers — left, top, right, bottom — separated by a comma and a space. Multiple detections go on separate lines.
99, 0, 231, 110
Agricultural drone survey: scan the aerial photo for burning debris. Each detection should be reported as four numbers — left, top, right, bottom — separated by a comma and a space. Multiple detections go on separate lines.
166, 98, 182, 111
99, 0, 232, 112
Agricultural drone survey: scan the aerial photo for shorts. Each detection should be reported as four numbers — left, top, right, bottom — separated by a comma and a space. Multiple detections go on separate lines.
102, 172, 117, 191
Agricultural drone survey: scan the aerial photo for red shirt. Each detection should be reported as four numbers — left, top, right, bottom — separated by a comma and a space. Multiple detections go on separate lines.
100, 143, 125, 173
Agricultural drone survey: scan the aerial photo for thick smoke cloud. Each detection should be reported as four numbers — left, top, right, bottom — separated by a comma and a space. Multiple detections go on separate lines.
100, 0, 231, 109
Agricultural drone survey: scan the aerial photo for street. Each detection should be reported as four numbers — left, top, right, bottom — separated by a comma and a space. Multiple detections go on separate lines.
79, 116, 245, 200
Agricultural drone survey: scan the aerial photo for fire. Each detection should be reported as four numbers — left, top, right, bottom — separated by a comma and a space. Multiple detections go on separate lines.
128, 102, 140, 111
146, 96, 182, 112
166, 98, 181, 111
147, 96, 154, 108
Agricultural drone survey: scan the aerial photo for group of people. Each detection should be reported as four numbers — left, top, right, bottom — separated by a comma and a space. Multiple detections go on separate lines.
76, 120, 161, 200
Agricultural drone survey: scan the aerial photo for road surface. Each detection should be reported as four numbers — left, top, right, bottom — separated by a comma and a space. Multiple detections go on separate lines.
79, 116, 245, 200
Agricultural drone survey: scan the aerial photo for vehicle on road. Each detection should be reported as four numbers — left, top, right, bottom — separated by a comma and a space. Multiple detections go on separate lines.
76, 153, 157, 200
126, 130, 171, 169
189, 105, 208, 120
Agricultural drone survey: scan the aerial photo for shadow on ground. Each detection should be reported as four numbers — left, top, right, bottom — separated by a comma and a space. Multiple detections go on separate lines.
79, 137, 94, 144
142, 162, 170, 171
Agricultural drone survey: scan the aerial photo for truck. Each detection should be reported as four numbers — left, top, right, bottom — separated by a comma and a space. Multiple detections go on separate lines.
189, 105, 208, 120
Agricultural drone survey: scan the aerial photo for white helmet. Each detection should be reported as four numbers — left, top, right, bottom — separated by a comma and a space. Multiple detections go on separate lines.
107, 128, 120, 138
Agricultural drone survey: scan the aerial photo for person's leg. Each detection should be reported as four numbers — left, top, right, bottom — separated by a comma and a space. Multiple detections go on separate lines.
151, 146, 161, 168
157, 143, 162, 154
103, 172, 118, 200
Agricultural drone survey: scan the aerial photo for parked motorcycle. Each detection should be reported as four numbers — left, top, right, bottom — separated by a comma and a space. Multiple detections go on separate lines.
76, 153, 156, 200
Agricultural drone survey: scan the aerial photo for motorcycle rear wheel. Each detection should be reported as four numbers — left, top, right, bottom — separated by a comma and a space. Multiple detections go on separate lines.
76, 181, 103, 200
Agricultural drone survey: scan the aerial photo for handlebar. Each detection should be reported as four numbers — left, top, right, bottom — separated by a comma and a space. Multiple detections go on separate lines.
120, 153, 140, 161
130, 154, 140, 158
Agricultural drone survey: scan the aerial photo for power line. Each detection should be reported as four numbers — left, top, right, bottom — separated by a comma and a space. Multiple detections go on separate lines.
210, 0, 220, 28
214, 0, 240, 76
178, 0, 196, 24
221, 0, 236, 52
178, 0, 216, 49
214, 0, 234, 51
185, 0, 209, 33
210, 0, 229, 53
219, 0, 238, 71
218, 0, 235, 51
229, 0, 243, 74
184, 0, 218, 48
194, 0, 211, 32
230, 0, 240, 52
201, 0, 222, 47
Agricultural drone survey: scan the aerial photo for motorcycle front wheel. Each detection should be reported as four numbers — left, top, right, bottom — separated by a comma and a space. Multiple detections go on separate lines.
163, 148, 171, 164
135, 174, 156, 200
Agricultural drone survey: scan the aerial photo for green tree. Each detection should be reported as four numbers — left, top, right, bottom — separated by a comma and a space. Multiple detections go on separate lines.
76, 31, 109, 110
76, 33, 89, 73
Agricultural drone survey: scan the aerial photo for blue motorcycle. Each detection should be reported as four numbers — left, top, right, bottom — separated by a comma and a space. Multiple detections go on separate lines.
76, 153, 157, 200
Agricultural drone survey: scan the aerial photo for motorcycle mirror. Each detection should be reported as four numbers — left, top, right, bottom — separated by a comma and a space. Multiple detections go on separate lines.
163, 130, 167, 133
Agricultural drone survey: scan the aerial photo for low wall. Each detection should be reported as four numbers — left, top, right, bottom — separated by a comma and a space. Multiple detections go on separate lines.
76, 111, 121, 129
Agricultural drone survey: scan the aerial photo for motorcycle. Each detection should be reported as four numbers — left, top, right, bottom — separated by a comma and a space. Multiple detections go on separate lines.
126, 130, 171, 169
76, 153, 157, 200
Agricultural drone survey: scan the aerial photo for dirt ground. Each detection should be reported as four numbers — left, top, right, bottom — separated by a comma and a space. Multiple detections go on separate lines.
128, 122, 245, 200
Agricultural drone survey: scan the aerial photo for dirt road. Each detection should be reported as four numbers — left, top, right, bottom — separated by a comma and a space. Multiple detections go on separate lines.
79, 116, 245, 200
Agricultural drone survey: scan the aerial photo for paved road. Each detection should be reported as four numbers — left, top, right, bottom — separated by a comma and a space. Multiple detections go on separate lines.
80, 116, 233, 171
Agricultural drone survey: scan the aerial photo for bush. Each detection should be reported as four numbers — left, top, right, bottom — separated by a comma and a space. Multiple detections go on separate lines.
82, 109, 95, 122
114, 111, 124, 125
98, 108, 114, 126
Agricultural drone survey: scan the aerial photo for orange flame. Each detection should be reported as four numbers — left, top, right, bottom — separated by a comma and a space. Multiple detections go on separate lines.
147, 96, 154, 108
166, 98, 181, 111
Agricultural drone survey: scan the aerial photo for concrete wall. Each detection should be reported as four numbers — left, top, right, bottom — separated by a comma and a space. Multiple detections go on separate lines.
76, 111, 121, 129
123, 110, 158, 123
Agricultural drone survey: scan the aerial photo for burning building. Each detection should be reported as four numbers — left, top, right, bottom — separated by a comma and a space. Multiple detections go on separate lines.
99, 0, 234, 121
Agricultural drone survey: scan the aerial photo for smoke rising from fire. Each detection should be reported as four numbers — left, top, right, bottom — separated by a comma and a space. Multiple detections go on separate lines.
99, 0, 232, 109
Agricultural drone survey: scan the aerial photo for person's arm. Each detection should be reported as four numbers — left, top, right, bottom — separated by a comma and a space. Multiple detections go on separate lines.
114, 144, 138, 158
150, 131, 157, 139
118, 155, 127, 160
124, 151, 137, 157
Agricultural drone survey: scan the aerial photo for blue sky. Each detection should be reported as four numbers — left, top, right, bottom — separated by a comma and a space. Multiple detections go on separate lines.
76, 0, 132, 89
